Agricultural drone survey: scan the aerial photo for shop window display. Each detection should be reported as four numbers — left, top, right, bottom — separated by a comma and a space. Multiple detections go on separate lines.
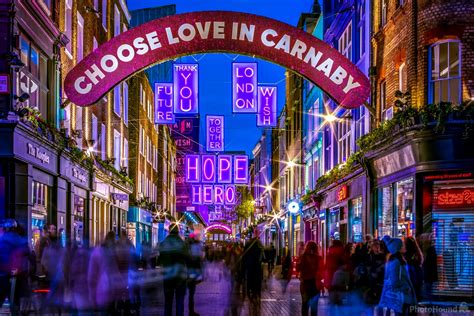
395, 178, 415, 237
329, 208, 340, 241
378, 185, 393, 237
31, 181, 49, 247
73, 195, 85, 246
351, 197, 363, 242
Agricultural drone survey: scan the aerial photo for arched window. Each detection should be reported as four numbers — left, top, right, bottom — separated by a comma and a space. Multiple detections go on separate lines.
429, 41, 461, 104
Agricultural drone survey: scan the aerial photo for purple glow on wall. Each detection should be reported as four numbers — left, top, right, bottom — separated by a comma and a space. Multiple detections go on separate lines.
206, 115, 224, 152
225, 185, 236, 205
214, 185, 224, 205
154, 83, 175, 124
191, 185, 202, 204
217, 155, 232, 183
173, 63, 199, 114
233, 155, 249, 184
257, 85, 277, 127
201, 155, 216, 183
202, 185, 214, 204
232, 63, 257, 113
185, 155, 201, 183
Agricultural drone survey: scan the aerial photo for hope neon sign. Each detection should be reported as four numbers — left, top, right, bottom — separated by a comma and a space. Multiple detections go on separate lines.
191, 184, 236, 205
185, 154, 248, 185
206, 115, 224, 152
232, 63, 257, 113
173, 63, 199, 114
155, 83, 175, 124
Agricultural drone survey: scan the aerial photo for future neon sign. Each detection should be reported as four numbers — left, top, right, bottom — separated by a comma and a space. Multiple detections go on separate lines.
154, 83, 175, 124
64, 12, 369, 109
232, 63, 257, 113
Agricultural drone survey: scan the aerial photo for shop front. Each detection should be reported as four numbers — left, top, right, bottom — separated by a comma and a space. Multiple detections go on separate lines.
127, 206, 152, 253
111, 189, 129, 235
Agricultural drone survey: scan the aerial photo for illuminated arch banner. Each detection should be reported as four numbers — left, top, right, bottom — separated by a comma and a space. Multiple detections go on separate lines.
64, 11, 369, 109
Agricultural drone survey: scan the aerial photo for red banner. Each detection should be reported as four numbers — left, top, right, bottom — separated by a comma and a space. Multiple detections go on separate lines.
64, 11, 370, 109
433, 188, 474, 208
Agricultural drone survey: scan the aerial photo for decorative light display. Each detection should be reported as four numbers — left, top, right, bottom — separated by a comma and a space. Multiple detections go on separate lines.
257, 85, 277, 127
288, 201, 300, 214
154, 83, 175, 124
232, 63, 258, 113
173, 63, 199, 114
206, 223, 232, 234
206, 115, 224, 152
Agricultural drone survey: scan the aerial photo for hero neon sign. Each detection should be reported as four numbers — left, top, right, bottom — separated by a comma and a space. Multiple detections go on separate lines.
192, 184, 236, 205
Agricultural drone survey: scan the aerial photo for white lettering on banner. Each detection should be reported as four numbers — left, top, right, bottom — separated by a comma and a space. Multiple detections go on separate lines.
27, 143, 50, 164
73, 22, 361, 97
72, 168, 87, 183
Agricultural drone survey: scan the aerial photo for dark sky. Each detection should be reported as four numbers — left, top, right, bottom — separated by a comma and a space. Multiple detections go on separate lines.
127, 0, 314, 154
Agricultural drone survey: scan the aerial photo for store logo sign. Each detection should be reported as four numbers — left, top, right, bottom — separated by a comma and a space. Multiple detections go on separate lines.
72, 168, 87, 183
27, 143, 50, 164
337, 185, 348, 201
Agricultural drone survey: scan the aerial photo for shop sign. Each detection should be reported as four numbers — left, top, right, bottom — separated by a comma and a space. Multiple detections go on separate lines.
173, 63, 199, 114
111, 193, 128, 201
232, 63, 257, 113
72, 168, 87, 183
0, 74, 9, 94
257, 85, 277, 127
425, 173, 473, 181
337, 185, 348, 201
27, 143, 50, 164
64, 11, 369, 109
154, 83, 175, 124
433, 188, 474, 208
206, 115, 224, 152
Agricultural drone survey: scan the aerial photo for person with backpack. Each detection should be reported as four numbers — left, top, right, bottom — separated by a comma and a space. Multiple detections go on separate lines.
297, 241, 323, 316
378, 236, 417, 316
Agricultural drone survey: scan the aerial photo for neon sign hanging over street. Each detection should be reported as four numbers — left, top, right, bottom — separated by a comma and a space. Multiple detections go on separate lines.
154, 83, 175, 124
173, 63, 199, 114
206, 115, 224, 151
257, 85, 277, 127
232, 63, 257, 113
64, 11, 370, 109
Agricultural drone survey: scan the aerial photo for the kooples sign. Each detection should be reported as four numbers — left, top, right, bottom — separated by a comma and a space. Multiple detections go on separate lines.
27, 143, 50, 164
64, 11, 369, 109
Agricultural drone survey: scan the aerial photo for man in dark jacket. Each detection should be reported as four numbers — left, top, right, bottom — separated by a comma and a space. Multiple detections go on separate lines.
159, 224, 190, 316
241, 235, 264, 316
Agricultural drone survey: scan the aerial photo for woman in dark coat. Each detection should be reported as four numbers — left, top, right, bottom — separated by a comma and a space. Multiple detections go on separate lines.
297, 241, 323, 316
404, 237, 424, 302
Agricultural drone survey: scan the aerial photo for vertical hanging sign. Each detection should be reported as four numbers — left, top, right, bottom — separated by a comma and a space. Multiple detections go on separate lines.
173, 63, 199, 114
257, 85, 277, 127
232, 63, 257, 113
155, 83, 175, 124
206, 115, 224, 152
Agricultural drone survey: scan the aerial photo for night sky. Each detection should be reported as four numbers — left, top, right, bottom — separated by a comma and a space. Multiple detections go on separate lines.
126, 0, 314, 155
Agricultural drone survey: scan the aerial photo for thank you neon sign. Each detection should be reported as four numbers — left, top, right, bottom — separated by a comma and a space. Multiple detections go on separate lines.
173, 63, 199, 114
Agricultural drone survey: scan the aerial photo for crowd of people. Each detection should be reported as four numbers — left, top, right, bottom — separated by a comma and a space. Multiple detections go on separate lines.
1, 218, 441, 316
295, 234, 439, 316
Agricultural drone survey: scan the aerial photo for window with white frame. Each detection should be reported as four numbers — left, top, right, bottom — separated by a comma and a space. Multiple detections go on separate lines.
324, 127, 333, 173
113, 130, 121, 170
312, 157, 319, 188
139, 83, 144, 105
429, 41, 461, 104
379, 80, 386, 115
114, 5, 120, 36
114, 85, 121, 116
399, 62, 407, 92
76, 106, 83, 135
139, 125, 143, 155
337, 115, 351, 164
381, 0, 388, 27
93, 0, 98, 10
137, 171, 142, 193
146, 136, 151, 162
338, 22, 352, 61
148, 97, 152, 122
93, 37, 98, 52
307, 108, 314, 147
64, 0, 72, 55
91, 114, 98, 143
101, 0, 107, 30
101, 123, 106, 160
77, 13, 84, 62
123, 138, 128, 169
384, 107, 394, 121
123, 82, 128, 125
358, 0, 366, 59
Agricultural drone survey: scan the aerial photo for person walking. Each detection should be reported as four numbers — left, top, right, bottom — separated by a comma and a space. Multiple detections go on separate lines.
365, 240, 386, 305
297, 241, 323, 316
186, 233, 203, 316
419, 233, 438, 304
404, 237, 424, 304
378, 236, 417, 316
266, 244, 277, 277
241, 233, 264, 316
325, 240, 345, 302
158, 224, 189, 316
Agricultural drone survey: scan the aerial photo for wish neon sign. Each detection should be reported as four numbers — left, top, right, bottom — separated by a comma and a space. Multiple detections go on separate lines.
185, 154, 248, 185
257, 85, 277, 127
232, 63, 257, 113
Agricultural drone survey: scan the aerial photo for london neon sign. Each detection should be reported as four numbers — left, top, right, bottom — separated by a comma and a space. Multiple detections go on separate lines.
64, 11, 370, 109
232, 63, 257, 113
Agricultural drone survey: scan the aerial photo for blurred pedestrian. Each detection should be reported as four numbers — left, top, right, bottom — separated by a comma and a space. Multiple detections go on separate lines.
265, 244, 276, 277
69, 241, 92, 314
297, 241, 323, 316
186, 233, 203, 316
115, 229, 138, 313
378, 236, 417, 316
365, 239, 386, 305
88, 231, 120, 314
419, 233, 438, 303
325, 240, 344, 298
404, 236, 423, 303
158, 224, 189, 316
241, 232, 264, 316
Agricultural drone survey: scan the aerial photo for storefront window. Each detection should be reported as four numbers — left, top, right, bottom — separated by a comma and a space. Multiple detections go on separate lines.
378, 185, 393, 237
73, 195, 85, 246
329, 208, 340, 241
395, 178, 415, 237
31, 181, 49, 247
351, 197, 363, 242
